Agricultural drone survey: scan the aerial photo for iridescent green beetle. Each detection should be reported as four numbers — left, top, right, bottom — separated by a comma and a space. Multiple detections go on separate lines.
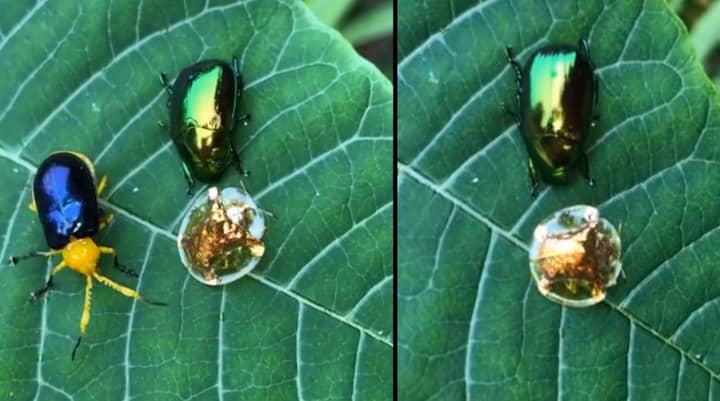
160, 58, 250, 194
506, 39, 598, 196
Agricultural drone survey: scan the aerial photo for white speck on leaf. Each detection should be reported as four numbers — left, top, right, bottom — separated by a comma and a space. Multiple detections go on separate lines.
429, 71, 439, 84
12, 168, 19, 173
472, 177, 479, 183
91, 102, 100, 112
133, 187, 139, 193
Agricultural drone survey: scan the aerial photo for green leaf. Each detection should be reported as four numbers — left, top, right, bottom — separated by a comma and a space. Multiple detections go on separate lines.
0, 1, 392, 399
398, 0, 720, 400
668, 0, 684, 12
304, 0, 356, 28
690, 1, 720, 63
340, 2, 394, 45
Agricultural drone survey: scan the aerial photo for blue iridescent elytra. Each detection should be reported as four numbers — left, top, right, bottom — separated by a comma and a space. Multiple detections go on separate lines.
33, 152, 100, 249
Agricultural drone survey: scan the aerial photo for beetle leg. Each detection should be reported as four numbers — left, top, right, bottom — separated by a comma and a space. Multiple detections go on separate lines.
96, 175, 108, 197
181, 162, 195, 196
159, 72, 173, 95
9, 249, 61, 266
505, 46, 523, 116
581, 153, 595, 187
160, 73, 173, 108
593, 73, 599, 110
528, 158, 539, 197
98, 209, 114, 231
27, 185, 38, 212
578, 38, 600, 110
580, 38, 597, 89
230, 142, 249, 177
98, 246, 138, 278
71, 274, 93, 360
29, 260, 66, 302
51, 260, 67, 275
579, 38, 591, 58
92, 272, 167, 306
231, 56, 251, 126
232, 56, 243, 86
29, 277, 53, 302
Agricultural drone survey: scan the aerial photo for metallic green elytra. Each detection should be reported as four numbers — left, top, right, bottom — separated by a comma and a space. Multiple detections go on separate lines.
160, 58, 250, 194
506, 39, 598, 196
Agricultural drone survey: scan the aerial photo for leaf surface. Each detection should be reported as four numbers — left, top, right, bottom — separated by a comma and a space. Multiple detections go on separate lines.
0, 1, 392, 400
398, 0, 720, 400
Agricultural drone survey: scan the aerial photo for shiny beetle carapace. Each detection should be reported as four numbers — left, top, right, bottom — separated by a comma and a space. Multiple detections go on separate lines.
160, 58, 250, 194
506, 39, 598, 196
9, 151, 165, 360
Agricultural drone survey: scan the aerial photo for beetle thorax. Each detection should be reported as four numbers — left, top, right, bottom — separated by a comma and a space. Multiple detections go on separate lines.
62, 237, 101, 276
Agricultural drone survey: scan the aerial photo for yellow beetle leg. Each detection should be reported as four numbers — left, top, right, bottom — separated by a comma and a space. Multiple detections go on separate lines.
98, 211, 114, 231
52, 260, 67, 275
97, 246, 115, 255
29, 260, 66, 302
10, 249, 61, 266
98, 246, 137, 277
72, 274, 93, 360
92, 272, 166, 306
96, 175, 108, 197
80, 275, 92, 334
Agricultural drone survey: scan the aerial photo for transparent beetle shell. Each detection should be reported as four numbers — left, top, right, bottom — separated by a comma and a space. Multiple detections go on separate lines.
177, 186, 266, 286
528, 205, 622, 307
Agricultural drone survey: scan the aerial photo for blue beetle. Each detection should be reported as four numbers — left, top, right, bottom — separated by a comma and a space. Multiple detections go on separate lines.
10, 151, 165, 360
